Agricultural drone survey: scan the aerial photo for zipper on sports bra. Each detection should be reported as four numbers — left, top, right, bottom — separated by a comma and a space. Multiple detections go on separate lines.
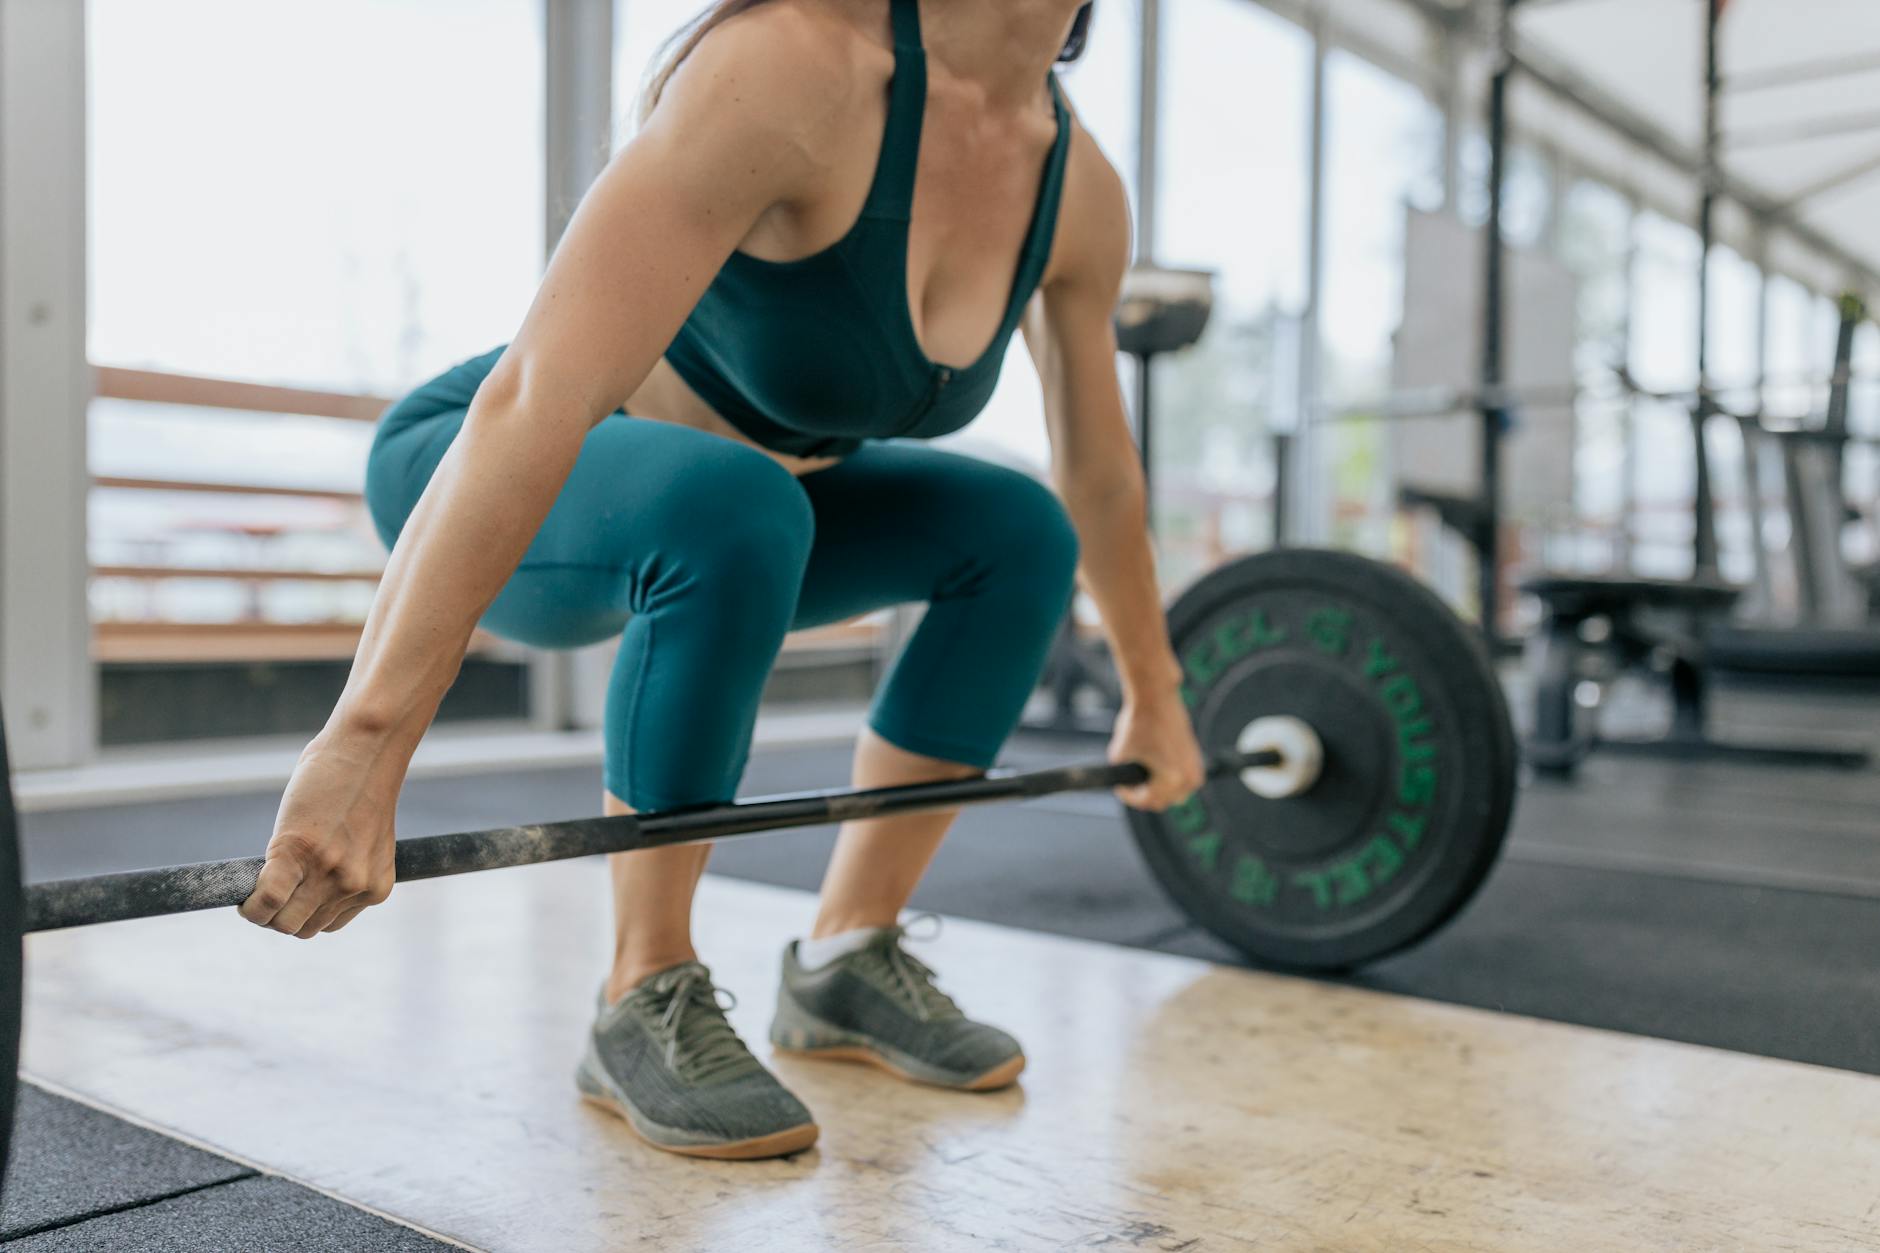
893, 366, 954, 437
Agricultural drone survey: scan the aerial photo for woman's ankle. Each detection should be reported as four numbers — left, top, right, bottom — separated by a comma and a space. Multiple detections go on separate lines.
811, 912, 901, 941
606, 948, 700, 1003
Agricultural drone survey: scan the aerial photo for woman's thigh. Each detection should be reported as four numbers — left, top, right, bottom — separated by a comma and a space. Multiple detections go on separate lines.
366, 409, 815, 649
791, 442, 1077, 627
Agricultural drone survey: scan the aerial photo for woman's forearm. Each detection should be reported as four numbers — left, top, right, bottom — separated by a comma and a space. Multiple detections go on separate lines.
332, 373, 593, 747
1061, 474, 1183, 702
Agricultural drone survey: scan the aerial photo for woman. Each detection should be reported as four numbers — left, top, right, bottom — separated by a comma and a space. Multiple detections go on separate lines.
239, 0, 1204, 1161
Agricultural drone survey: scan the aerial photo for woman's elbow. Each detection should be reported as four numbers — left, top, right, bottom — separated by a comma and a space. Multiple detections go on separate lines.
466, 352, 611, 435
1057, 455, 1146, 514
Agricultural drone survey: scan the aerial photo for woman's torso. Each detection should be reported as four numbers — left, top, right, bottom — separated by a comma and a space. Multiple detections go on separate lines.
394, 0, 1075, 478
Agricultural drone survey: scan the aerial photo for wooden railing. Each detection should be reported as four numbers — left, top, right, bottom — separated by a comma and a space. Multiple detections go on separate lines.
91, 602, 880, 665
92, 475, 364, 503
92, 565, 382, 583
91, 620, 507, 665
89, 365, 889, 665
94, 366, 394, 423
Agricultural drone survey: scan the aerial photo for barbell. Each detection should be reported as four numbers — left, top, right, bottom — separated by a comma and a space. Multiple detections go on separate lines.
0, 548, 1518, 1184
20, 743, 1291, 933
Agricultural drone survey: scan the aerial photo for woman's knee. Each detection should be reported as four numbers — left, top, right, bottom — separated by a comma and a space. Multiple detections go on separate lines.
639, 440, 816, 614
976, 466, 1080, 603
867, 471, 1080, 770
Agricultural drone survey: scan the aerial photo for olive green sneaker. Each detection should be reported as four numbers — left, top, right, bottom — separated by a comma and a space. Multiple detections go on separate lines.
769, 917, 1026, 1091
576, 961, 818, 1159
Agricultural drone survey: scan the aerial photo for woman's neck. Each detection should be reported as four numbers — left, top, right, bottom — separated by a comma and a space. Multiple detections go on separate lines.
917, 0, 1083, 110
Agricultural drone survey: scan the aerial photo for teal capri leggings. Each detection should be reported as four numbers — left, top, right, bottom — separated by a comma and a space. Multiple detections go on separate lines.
363, 351, 1080, 811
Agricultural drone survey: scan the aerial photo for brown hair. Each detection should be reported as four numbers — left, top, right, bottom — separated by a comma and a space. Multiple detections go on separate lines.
638, 1, 1095, 122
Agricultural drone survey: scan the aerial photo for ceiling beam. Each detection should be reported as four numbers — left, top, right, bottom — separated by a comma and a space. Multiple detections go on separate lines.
1726, 48, 1880, 95
1776, 146, 1880, 212
1724, 108, 1880, 151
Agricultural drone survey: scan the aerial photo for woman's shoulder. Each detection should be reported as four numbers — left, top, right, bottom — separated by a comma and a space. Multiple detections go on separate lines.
1040, 106, 1132, 295
667, 1, 889, 138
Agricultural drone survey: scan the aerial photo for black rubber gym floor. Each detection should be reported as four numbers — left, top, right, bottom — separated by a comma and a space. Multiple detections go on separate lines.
10, 677, 1878, 1246
0, 1084, 450, 1249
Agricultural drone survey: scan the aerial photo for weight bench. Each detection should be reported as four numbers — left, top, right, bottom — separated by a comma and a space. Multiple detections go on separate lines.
1398, 484, 1493, 547
1395, 483, 1525, 658
1521, 574, 1871, 776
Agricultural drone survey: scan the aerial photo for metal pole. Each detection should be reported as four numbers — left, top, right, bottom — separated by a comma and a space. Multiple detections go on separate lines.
0, 708, 20, 1179
1437, 20, 1463, 211
544, 0, 615, 256
1134, 0, 1160, 260
1136, 352, 1155, 523
537, 0, 616, 729
1272, 431, 1293, 545
1289, 18, 1329, 547
1538, 143, 1566, 255
22, 747, 1282, 932
1133, 0, 1160, 521
1691, 0, 1721, 579
1478, 0, 1513, 637
1739, 227, 1774, 613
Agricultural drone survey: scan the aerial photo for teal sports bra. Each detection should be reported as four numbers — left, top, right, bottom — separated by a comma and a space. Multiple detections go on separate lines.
661, 0, 1073, 458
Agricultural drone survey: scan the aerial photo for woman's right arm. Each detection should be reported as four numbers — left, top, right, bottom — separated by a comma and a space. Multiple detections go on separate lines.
241, 12, 850, 939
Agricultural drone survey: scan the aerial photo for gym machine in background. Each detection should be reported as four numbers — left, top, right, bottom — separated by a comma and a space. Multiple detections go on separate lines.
1518, 0, 1875, 775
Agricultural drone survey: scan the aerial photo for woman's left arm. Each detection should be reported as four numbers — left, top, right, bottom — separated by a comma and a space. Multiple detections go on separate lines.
1023, 127, 1203, 811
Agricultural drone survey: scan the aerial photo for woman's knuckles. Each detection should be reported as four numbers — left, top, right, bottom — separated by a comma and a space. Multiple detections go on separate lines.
266, 834, 320, 869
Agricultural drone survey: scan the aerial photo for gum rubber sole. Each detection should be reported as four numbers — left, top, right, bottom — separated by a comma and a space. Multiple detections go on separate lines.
774, 1043, 1027, 1092
578, 1091, 820, 1161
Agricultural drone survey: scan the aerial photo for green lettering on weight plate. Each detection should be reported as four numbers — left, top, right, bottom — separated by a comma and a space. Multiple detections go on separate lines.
1397, 718, 1436, 763
1305, 606, 1352, 656
1168, 795, 1211, 834
1398, 763, 1436, 809
1363, 637, 1400, 680
1380, 673, 1422, 720
1248, 610, 1287, 647
1228, 854, 1279, 907
1329, 858, 1370, 907
1294, 834, 1410, 912
1215, 610, 1288, 662
1292, 867, 1332, 910
1386, 810, 1428, 850
1212, 619, 1253, 665
1182, 639, 1220, 693
1187, 831, 1222, 873
1362, 833, 1406, 887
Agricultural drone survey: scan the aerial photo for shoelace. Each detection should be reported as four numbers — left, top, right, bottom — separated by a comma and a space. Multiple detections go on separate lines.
645, 969, 758, 1084
870, 914, 964, 1023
